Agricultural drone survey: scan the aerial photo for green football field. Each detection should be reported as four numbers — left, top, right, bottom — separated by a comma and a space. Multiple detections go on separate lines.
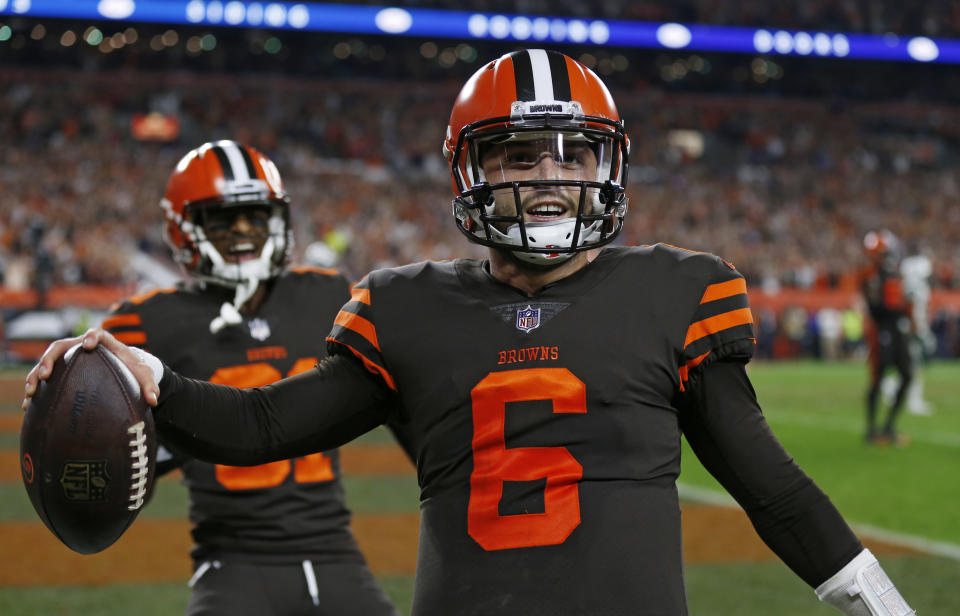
1, 360, 957, 615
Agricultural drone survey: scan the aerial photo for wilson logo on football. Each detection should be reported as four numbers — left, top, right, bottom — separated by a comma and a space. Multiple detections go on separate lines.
128, 421, 150, 511
22, 453, 34, 484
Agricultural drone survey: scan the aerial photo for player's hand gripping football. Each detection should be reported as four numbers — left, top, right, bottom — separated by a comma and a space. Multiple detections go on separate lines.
23, 328, 161, 411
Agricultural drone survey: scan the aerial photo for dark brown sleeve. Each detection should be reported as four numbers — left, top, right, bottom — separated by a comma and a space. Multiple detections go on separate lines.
153, 353, 394, 466
677, 359, 863, 587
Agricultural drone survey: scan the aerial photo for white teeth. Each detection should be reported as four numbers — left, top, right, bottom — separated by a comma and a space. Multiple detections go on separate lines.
231, 242, 255, 253
529, 205, 564, 216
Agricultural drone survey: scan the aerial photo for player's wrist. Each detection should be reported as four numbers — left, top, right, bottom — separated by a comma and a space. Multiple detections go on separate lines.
128, 346, 165, 389
815, 548, 914, 615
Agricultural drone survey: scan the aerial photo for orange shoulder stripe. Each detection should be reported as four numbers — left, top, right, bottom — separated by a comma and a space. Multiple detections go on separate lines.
128, 287, 177, 305
350, 287, 371, 305
291, 266, 340, 276
684, 308, 754, 348
102, 314, 142, 329
114, 331, 147, 345
334, 310, 379, 350
326, 338, 397, 391
700, 278, 747, 304
657, 242, 704, 254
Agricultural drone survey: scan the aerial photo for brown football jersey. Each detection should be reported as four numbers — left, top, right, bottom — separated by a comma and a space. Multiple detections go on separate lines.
106, 268, 362, 563
327, 244, 755, 614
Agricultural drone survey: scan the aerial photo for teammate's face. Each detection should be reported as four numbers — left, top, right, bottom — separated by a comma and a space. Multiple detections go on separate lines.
202, 205, 271, 264
479, 134, 599, 223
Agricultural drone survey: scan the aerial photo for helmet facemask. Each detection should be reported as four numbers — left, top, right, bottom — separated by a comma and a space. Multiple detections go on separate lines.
450, 108, 628, 266
186, 199, 291, 288
178, 199, 291, 333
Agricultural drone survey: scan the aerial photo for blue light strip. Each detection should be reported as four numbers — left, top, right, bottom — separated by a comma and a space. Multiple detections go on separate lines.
2, 0, 958, 64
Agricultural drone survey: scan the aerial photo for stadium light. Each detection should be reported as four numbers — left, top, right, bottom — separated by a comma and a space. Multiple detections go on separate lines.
4, 0, 960, 65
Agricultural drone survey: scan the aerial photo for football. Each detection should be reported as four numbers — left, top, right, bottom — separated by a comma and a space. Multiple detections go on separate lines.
20, 344, 157, 554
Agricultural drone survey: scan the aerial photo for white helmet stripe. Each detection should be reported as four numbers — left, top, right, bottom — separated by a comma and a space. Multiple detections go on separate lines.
213, 140, 253, 182
527, 49, 555, 102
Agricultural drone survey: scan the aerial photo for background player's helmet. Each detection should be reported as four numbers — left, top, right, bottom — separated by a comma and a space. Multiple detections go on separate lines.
444, 49, 630, 266
161, 140, 291, 287
863, 229, 900, 271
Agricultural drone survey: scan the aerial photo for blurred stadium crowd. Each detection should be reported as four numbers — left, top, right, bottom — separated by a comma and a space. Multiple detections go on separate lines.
4, 71, 959, 289
2, 3, 960, 360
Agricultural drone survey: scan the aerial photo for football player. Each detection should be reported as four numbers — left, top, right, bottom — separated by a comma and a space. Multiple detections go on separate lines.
27, 52, 913, 616
880, 248, 935, 416
861, 229, 915, 446
101, 141, 404, 616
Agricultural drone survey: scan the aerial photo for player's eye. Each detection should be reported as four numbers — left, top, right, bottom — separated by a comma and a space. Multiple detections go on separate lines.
203, 217, 233, 236
245, 208, 271, 229
502, 146, 539, 166
555, 145, 592, 168
202, 206, 271, 237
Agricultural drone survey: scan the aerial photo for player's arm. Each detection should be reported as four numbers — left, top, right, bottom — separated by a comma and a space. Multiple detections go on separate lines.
678, 358, 914, 615
24, 328, 395, 466
153, 350, 392, 465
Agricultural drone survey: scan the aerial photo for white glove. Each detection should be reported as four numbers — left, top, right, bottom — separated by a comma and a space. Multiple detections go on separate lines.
815, 549, 915, 615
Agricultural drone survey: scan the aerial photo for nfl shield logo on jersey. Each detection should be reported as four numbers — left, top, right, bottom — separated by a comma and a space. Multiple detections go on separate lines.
248, 318, 271, 341
516, 305, 541, 333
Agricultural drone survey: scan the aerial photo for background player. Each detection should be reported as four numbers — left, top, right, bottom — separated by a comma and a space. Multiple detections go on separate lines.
881, 247, 935, 416
26, 52, 913, 616
861, 229, 915, 446
103, 140, 402, 616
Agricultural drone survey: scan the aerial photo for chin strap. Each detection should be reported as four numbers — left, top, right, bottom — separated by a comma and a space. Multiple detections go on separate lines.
209, 277, 259, 334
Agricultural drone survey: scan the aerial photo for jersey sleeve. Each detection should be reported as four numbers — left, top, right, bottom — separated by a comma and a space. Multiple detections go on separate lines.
678, 359, 863, 587
679, 261, 756, 389
325, 275, 397, 391
154, 354, 392, 465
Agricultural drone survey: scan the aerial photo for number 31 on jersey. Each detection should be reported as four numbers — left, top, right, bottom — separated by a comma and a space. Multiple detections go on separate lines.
209, 359, 334, 490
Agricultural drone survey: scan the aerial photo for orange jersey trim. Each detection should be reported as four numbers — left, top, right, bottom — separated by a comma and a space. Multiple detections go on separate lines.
114, 331, 147, 345
334, 310, 379, 350
656, 242, 704, 255
290, 266, 340, 277
700, 278, 747, 304
326, 338, 397, 391
127, 287, 177, 306
102, 313, 142, 329
678, 350, 712, 390
684, 308, 754, 348
350, 287, 371, 305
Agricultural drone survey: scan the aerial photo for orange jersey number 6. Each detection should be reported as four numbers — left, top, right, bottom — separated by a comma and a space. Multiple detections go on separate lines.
468, 367, 586, 551
209, 359, 334, 490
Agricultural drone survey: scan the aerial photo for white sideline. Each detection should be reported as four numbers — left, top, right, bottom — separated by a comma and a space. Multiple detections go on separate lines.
677, 483, 960, 562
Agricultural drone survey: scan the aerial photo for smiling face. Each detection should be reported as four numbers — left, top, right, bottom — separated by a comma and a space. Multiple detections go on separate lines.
479, 133, 600, 223
200, 204, 273, 264
451, 126, 626, 267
